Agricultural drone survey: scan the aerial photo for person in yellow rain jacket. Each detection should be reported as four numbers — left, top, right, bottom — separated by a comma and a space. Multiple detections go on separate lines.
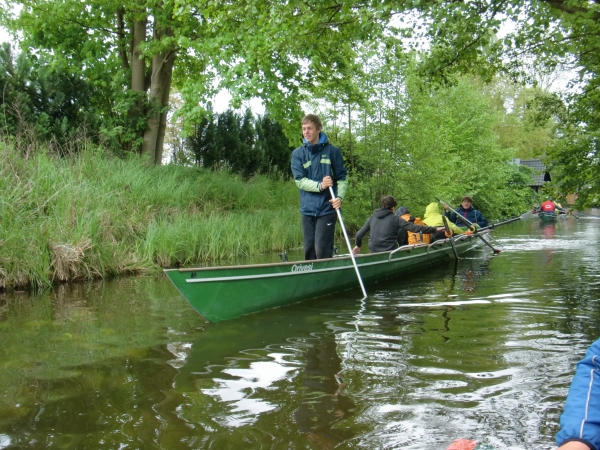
423, 202, 466, 242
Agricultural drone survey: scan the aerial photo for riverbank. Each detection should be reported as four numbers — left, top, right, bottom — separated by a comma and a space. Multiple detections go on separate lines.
0, 144, 302, 289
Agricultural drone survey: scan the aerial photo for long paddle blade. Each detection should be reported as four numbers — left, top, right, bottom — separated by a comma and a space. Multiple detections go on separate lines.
328, 187, 367, 298
442, 216, 459, 260
519, 210, 533, 220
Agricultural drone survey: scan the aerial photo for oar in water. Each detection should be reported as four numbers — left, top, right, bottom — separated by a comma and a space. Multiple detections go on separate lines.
519, 209, 534, 220
442, 216, 459, 260
562, 209, 586, 219
435, 197, 501, 255
329, 187, 367, 298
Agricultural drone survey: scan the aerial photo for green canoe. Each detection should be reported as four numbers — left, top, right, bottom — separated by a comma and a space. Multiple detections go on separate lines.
164, 231, 487, 323
537, 212, 559, 222
537, 211, 576, 222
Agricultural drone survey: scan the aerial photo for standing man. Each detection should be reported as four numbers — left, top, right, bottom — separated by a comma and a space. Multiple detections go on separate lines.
291, 114, 348, 260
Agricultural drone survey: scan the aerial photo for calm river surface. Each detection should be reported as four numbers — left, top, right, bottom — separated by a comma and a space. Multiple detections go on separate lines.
2, 212, 600, 450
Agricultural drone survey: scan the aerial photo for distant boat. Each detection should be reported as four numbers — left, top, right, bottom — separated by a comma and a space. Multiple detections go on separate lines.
165, 231, 493, 322
538, 211, 559, 222
535, 211, 574, 222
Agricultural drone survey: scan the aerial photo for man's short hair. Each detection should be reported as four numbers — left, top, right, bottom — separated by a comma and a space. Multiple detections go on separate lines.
462, 196, 473, 203
301, 114, 322, 130
380, 196, 397, 210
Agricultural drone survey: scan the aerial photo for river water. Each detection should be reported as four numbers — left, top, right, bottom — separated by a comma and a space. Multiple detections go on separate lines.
2, 212, 600, 450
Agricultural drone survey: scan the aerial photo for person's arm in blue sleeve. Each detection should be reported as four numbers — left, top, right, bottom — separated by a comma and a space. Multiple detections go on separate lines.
556, 338, 600, 450
291, 150, 322, 193
443, 204, 457, 224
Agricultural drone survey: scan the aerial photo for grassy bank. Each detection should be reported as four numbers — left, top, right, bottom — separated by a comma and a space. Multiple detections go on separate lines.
0, 143, 302, 289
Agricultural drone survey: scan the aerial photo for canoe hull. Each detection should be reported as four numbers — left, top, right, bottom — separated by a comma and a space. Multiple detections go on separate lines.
164, 233, 483, 322
538, 212, 559, 222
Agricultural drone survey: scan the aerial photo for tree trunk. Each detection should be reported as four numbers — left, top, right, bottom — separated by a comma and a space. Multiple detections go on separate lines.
130, 15, 147, 153
347, 103, 354, 171
154, 60, 174, 164
131, 17, 147, 93
141, 26, 177, 164
116, 8, 130, 70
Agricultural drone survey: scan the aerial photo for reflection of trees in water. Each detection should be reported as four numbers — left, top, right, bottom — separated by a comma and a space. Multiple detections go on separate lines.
294, 334, 355, 449
0, 277, 209, 448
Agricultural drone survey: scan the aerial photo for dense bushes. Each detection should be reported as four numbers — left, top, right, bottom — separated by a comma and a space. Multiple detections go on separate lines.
180, 110, 293, 179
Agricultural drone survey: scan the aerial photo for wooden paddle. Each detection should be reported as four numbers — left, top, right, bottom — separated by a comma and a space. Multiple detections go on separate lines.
477, 216, 521, 231
519, 210, 534, 220
329, 187, 367, 298
442, 216, 459, 260
435, 197, 501, 255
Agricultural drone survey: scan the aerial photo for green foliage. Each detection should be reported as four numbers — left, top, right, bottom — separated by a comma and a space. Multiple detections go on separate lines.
483, 79, 558, 160
185, 109, 292, 179
0, 140, 302, 288
544, 86, 600, 207
327, 71, 536, 232
2, 0, 405, 155
0, 44, 102, 149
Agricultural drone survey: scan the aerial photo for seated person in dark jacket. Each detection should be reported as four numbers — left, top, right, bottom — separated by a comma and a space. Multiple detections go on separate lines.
352, 196, 443, 254
444, 195, 488, 228
395, 206, 413, 247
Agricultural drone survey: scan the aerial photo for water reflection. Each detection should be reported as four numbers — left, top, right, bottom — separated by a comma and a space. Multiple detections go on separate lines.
2, 216, 600, 448
294, 334, 355, 449
170, 310, 357, 448
542, 222, 556, 239
203, 356, 294, 426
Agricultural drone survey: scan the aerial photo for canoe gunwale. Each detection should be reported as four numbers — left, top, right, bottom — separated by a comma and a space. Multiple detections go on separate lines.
164, 231, 488, 322
166, 233, 484, 277
169, 233, 484, 286
183, 243, 466, 284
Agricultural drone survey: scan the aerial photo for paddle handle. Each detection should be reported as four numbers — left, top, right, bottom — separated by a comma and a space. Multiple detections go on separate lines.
329, 187, 367, 298
441, 215, 460, 259
436, 197, 500, 254
435, 197, 476, 229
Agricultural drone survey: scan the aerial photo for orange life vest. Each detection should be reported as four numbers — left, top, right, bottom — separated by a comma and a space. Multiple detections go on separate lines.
401, 213, 431, 245
541, 200, 556, 212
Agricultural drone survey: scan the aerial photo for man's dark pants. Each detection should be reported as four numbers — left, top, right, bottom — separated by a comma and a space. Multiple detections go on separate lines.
301, 213, 337, 260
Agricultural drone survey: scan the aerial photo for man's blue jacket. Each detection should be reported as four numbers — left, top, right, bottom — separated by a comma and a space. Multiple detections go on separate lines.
291, 133, 348, 217
445, 205, 488, 228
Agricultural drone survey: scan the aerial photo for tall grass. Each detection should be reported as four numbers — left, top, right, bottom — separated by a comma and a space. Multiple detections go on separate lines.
0, 142, 302, 289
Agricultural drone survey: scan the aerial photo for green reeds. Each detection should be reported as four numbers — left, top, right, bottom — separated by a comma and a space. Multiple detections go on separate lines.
0, 143, 303, 288
143, 209, 301, 266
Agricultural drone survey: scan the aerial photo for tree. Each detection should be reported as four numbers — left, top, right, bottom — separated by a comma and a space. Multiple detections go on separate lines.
239, 109, 261, 178
187, 113, 219, 169
402, 0, 600, 206
256, 115, 293, 179
323, 60, 535, 223
4, 0, 598, 205
2, 0, 399, 163
181, 110, 290, 179
0, 43, 100, 150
